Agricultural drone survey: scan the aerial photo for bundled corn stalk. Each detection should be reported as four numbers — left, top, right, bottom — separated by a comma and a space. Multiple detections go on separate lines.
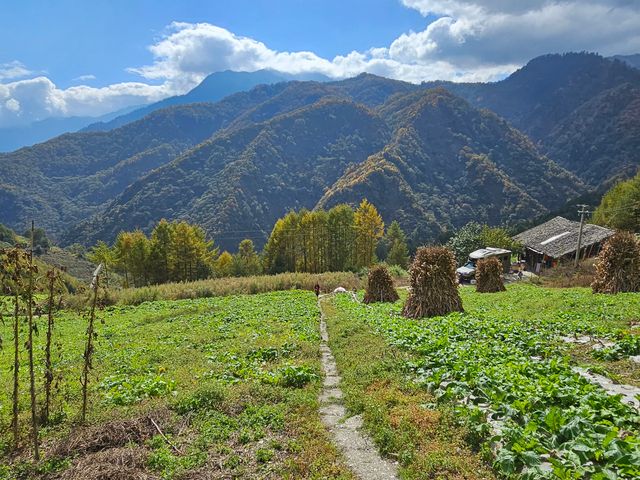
476, 257, 506, 293
402, 246, 463, 318
592, 231, 640, 294
363, 265, 399, 304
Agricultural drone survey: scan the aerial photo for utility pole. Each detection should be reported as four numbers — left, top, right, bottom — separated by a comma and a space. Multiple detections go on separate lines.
574, 205, 590, 267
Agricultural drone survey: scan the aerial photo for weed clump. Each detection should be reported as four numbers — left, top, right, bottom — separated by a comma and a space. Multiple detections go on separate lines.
402, 246, 463, 318
475, 257, 506, 293
363, 265, 399, 304
592, 231, 640, 294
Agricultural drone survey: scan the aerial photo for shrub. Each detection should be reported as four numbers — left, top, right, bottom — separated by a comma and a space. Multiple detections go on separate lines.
402, 246, 463, 318
475, 257, 506, 293
363, 265, 399, 304
592, 231, 640, 294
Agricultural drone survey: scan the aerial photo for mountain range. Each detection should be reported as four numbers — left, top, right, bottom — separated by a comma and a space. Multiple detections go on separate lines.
1, 52, 638, 250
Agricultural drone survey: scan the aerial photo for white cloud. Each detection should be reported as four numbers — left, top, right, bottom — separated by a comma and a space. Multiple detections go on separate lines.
130, 21, 518, 86
4, 98, 20, 112
2, 2, 639, 128
0, 76, 171, 127
398, 0, 640, 66
0, 61, 33, 81
73, 74, 96, 82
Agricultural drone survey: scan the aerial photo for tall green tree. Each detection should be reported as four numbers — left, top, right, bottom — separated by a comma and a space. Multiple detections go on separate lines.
148, 219, 173, 284
592, 172, 640, 232
385, 221, 410, 269
113, 231, 134, 287
215, 251, 234, 277
128, 230, 150, 287
169, 221, 217, 282
233, 239, 262, 277
86, 241, 116, 288
327, 204, 355, 272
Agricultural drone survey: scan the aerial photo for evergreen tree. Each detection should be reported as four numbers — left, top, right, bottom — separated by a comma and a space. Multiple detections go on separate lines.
86, 241, 115, 288
215, 251, 234, 277
148, 219, 173, 284
327, 204, 356, 272
169, 221, 217, 282
113, 231, 134, 287
128, 230, 150, 287
233, 239, 262, 276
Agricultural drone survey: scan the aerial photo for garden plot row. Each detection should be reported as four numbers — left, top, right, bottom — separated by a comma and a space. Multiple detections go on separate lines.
333, 290, 640, 479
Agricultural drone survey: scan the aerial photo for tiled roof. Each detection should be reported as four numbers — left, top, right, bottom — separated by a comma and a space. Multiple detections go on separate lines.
514, 216, 614, 258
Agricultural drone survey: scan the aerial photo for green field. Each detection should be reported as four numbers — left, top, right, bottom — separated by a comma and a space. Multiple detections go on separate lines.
0, 283, 639, 479
0, 291, 352, 479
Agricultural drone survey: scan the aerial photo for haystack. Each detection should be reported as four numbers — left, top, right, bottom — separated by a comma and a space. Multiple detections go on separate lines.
592, 231, 640, 294
475, 257, 506, 293
402, 246, 463, 318
363, 265, 399, 304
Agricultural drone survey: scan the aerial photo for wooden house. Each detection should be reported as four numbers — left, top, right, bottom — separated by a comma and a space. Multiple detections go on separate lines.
514, 216, 613, 272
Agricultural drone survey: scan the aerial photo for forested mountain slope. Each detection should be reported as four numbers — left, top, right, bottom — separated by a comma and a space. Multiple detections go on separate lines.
0, 83, 292, 234
544, 83, 640, 187
70, 89, 583, 249
318, 88, 583, 242
0, 74, 423, 240
67, 99, 392, 248
2, 52, 636, 249
427, 53, 640, 186
82, 69, 330, 132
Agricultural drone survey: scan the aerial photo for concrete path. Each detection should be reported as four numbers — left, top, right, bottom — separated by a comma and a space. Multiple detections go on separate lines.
318, 295, 399, 480
574, 367, 640, 410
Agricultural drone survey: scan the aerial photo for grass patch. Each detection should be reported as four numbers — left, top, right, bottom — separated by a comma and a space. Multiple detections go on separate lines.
65, 271, 361, 308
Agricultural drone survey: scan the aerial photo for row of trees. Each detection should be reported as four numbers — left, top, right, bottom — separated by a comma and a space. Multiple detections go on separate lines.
88, 220, 265, 288
263, 200, 409, 274
86, 200, 410, 288
88, 220, 218, 288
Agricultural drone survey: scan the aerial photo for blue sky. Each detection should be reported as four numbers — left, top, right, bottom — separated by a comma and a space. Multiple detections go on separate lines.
1, 0, 639, 127
2, 0, 432, 89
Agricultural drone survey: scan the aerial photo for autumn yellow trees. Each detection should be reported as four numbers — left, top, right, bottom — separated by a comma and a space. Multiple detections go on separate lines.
92, 220, 218, 287
263, 200, 385, 274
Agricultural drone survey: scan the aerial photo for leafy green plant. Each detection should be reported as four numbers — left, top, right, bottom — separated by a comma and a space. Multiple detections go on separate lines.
98, 371, 176, 405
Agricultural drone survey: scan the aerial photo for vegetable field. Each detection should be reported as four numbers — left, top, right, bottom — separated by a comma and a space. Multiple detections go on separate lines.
0, 291, 352, 479
327, 284, 640, 479
1, 283, 639, 479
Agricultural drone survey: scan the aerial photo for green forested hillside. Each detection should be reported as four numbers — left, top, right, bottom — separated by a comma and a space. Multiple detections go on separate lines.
67, 99, 392, 249
0, 85, 291, 234
545, 83, 640, 186
426, 53, 640, 186
318, 88, 583, 242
